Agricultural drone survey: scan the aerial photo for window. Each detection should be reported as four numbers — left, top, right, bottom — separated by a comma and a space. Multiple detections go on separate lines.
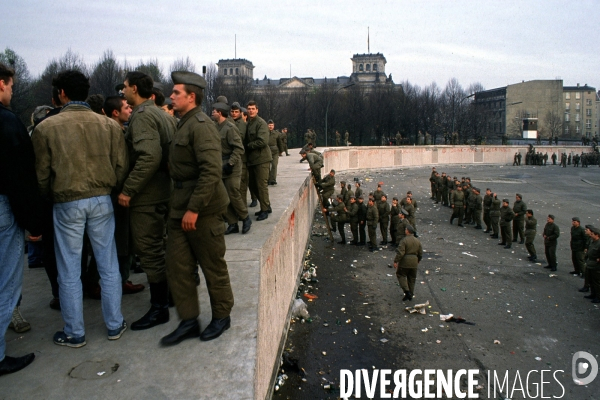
373, 64, 378, 71
576, 125, 581, 134
565, 92, 570, 99
565, 102, 570, 111
575, 92, 581, 99
576, 103, 580, 111
359, 64, 363, 71
224, 69, 227, 75
565, 126, 570, 134
586, 119, 592, 128
366, 64, 371, 71
586, 99, 592, 106
575, 113, 580, 122
235, 68, 239, 75
229, 68, 233, 75
565, 114, 570, 122
587, 109, 592, 116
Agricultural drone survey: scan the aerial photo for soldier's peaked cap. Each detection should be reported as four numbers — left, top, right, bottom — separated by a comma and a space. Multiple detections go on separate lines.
231, 102, 241, 109
212, 102, 230, 113
216, 95, 228, 104
171, 71, 207, 89
548, 214, 555, 219
572, 217, 580, 222
591, 227, 600, 235
153, 82, 164, 92
502, 199, 509, 203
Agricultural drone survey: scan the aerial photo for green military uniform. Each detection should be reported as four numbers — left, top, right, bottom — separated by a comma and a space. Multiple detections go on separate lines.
344, 131, 349, 146
394, 234, 423, 297
345, 188, 354, 208
305, 152, 323, 183
571, 223, 587, 274
585, 236, 600, 300
472, 191, 483, 228
355, 186, 363, 200
389, 205, 400, 245
525, 216, 537, 259
450, 189, 465, 226
377, 200, 391, 244
483, 193, 493, 232
463, 183, 472, 223
340, 184, 348, 201
435, 175, 443, 203
233, 116, 252, 205
304, 130, 311, 145
543, 220, 560, 270
403, 203, 416, 232
395, 216, 410, 244
335, 131, 341, 146
499, 203, 514, 246
357, 200, 367, 245
217, 119, 247, 224
124, 99, 175, 284
268, 127, 284, 184
512, 198, 527, 242
347, 201, 359, 244
167, 104, 233, 322
373, 188, 386, 204
319, 173, 335, 204
245, 114, 272, 213
329, 200, 348, 243
400, 196, 418, 210
441, 175, 449, 206
279, 130, 289, 155
429, 170, 436, 199
489, 197, 501, 237
366, 203, 379, 249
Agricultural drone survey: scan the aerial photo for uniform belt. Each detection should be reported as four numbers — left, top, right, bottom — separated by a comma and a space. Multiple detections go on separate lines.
173, 180, 197, 189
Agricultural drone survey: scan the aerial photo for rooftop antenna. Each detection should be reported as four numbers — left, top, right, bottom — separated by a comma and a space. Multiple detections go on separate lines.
235, 34, 237, 59
290, 64, 291, 79
368, 27, 370, 53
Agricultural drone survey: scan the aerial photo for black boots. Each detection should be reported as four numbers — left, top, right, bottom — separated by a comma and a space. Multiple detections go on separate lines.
131, 281, 169, 331
225, 224, 239, 235
200, 316, 231, 341
242, 216, 252, 234
160, 319, 200, 346
402, 292, 413, 301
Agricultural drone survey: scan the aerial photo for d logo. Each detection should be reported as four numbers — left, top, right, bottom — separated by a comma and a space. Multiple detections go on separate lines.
572, 351, 598, 385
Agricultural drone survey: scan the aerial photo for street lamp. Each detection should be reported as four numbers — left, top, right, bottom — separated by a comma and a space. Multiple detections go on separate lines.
325, 82, 356, 146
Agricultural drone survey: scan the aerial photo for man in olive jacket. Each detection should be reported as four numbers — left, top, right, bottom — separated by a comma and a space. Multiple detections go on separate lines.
512, 194, 527, 244
489, 194, 501, 238
543, 214, 560, 271
121, 71, 175, 331
570, 217, 586, 275
245, 101, 272, 221
524, 210, 537, 261
394, 225, 423, 301
450, 185, 465, 226
499, 199, 514, 248
161, 71, 234, 346
366, 198, 379, 251
377, 195, 391, 245
584, 227, 600, 303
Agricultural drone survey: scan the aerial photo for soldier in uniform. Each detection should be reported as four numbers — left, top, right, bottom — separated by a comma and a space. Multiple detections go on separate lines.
280, 127, 289, 156
318, 169, 336, 205
211, 101, 251, 235
230, 102, 254, 208
395, 210, 410, 244
335, 130, 341, 146
395, 131, 402, 146
524, 210, 537, 261
569, 217, 586, 275
340, 181, 348, 201
304, 129, 311, 145
357, 196, 367, 246
403, 197, 417, 237
120, 71, 175, 331
542, 214, 560, 271
471, 187, 483, 229
245, 101, 272, 221
429, 167, 437, 199
389, 197, 400, 246
373, 184, 386, 204
393, 225, 423, 301
483, 188, 493, 233
377, 195, 391, 245
584, 227, 600, 303
267, 120, 283, 185
344, 130, 349, 146
300, 149, 323, 182
400, 191, 418, 210
440, 172, 448, 206
551, 152, 557, 165
488, 194, 501, 238
450, 185, 465, 227
499, 199, 514, 248
354, 182, 363, 199
512, 194, 527, 244
347, 196, 359, 244
161, 71, 234, 345
366, 198, 379, 252
434, 172, 443, 203
324, 195, 348, 244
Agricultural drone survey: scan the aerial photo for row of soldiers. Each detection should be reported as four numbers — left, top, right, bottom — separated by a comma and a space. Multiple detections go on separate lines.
428, 169, 600, 302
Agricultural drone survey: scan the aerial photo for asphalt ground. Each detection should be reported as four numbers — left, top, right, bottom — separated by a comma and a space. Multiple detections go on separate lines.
275, 163, 600, 400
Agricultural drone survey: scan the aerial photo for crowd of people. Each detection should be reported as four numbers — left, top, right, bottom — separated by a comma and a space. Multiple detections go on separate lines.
0, 63, 292, 376
427, 166, 600, 304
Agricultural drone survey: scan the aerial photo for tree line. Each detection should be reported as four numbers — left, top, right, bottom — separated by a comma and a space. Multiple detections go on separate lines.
2, 47, 495, 146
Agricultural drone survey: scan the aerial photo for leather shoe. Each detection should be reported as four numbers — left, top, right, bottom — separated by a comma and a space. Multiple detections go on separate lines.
337, 240, 346, 245
498, 242, 506, 246
568, 271, 578, 275
49, 298, 61, 310
584, 294, 595, 299
225, 224, 239, 235
519, 239, 524, 244
160, 319, 200, 346
200, 316, 231, 341
490, 234, 499, 238
0, 353, 35, 376
256, 211, 269, 221
241, 216, 252, 234
249, 200, 258, 208
254, 207, 272, 216
123, 281, 145, 295
543, 265, 552, 269
503, 245, 512, 249
131, 306, 169, 330
457, 224, 464, 227
402, 292, 413, 301
579, 287, 590, 293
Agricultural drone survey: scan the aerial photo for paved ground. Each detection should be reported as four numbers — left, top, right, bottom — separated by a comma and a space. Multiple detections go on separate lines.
275, 163, 600, 400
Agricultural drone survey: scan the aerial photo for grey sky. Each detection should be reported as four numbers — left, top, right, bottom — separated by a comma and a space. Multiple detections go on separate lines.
4, 0, 598, 91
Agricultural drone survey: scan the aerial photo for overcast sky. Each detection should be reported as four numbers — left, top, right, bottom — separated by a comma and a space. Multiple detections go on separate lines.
3, 0, 598, 91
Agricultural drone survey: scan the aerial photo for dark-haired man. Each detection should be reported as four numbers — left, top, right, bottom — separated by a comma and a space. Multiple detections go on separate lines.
267, 119, 283, 185
161, 71, 233, 345
121, 71, 176, 331
33, 70, 128, 347
543, 215, 560, 271
0, 63, 46, 374
570, 217, 586, 275
524, 210, 537, 261
245, 101, 272, 220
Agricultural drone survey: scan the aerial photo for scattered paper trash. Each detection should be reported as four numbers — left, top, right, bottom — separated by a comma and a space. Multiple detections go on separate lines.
535, 357, 542, 361
440, 314, 454, 321
461, 252, 477, 258
494, 340, 501, 345
406, 301, 430, 314
291, 299, 310, 319
380, 338, 389, 343
421, 328, 428, 332
436, 340, 441, 344
353, 328, 358, 335
303, 293, 318, 300
97, 371, 106, 376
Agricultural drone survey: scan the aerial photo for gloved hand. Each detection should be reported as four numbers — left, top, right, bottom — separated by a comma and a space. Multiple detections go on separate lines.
223, 163, 234, 176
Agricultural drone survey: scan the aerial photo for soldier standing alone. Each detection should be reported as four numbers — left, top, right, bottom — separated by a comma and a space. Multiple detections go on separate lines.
394, 225, 423, 301
543, 215, 560, 271
512, 194, 527, 244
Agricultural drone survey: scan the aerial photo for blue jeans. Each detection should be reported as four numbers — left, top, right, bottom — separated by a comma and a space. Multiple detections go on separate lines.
27, 240, 44, 266
53, 195, 123, 338
0, 195, 24, 362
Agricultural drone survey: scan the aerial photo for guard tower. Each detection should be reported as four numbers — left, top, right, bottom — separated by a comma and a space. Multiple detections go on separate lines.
216, 59, 254, 84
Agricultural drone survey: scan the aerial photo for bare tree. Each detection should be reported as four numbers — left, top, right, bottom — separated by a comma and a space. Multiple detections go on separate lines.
170, 57, 196, 73
0, 48, 34, 123
543, 110, 562, 140
135, 59, 165, 83
89, 50, 125, 98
